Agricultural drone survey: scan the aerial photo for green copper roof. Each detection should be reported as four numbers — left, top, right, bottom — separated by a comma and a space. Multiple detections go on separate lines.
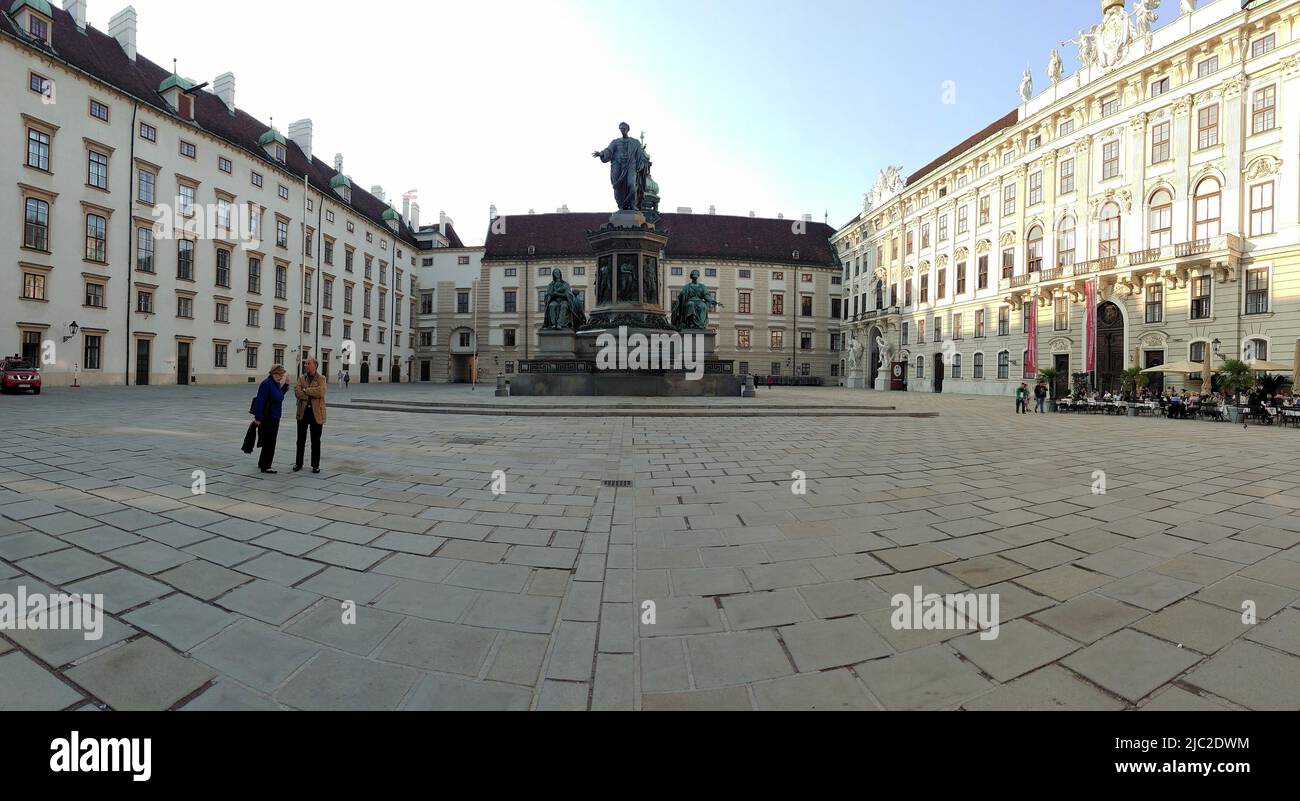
10, 0, 54, 18
381, 207, 399, 222
330, 174, 352, 189
158, 73, 194, 93
258, 128, 286, 147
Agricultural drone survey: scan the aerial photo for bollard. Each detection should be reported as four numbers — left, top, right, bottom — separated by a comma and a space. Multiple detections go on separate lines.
741, 373, 756, 398
495, 372, 510, 398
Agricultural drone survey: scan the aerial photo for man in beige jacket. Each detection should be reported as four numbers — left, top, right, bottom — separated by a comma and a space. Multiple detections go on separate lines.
293, 357, 327, 473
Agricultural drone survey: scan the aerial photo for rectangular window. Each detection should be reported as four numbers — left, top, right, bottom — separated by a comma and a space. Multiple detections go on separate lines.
457, 292, 470, 314
214, 343, 228, 368
998, 352, 1010, 380
1191, 275, 1212, 320
1250, 182, 1275, 236
1145, 284, 1163, 323
1150, 121, 1170, 163
27, 128, 50, 171
215, 302, 229, 323
933, 316, 942, 343
800, 332, 812, 351
23, 197, 49, 250
1002, 248, 1015, 279
1028, 171, 1042, 206
1102, 141, 1120, 180
218, 156, 232, 174
956, 262, 967, 295
137, 170, 155, 204
1059, 119, 1075, 137
1198, 105, 1219, 149
771, 293, 784, 315
136, 227, 154, 272
952, 313, 963, 340
248, 258, 261, 293
87, 150, 109, 189
85, 281, 105, 308
274, 311, 285, 331
177, 240, 194, 279
251, 171, 263, 188
998, 306, 1010, 337
503, 329, 517, 347
276, 220, 289, 248
216, 249, 231, 287
979, 196, 990, 226
977, 255, 988, 290
246, 347, 258, 370
1101, 97, 1119, 117
974, 308, 985, 338
179, 185, 195, 216
1251, 34, 1275, 58
1151, 77, 1169, 97
137, 291, 153, 313
957, 206, 969, 234
920, 274, 929, 303
737, 329, 751, 349
937, 269, 946, 299
770, 331, 783, 350
275, 265, 287, 299
1245, 268, 1269, 315
504, 289, 517, 313
921, 225, 930, 249
22, 271, 46, 300
177, 296, 193, 318
85, 214, 107, 262
737, 291, 751, 314
801, 295, 813, 317
917, 319, 925, 343
179, 141, 196, 159
279, 185, 290, 201
938, 215, 948, 242
1059, 158, 1074, 194
1252, 86, 1276, 134
1002, 183, 1015, 217
1198, 55, 1219, 78
139, 122, 157, 142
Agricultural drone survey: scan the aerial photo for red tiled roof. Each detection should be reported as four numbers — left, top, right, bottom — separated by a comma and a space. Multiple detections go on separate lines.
904, 109, 1020, 188
482, 212, 838, 266
1, 5, 418, 245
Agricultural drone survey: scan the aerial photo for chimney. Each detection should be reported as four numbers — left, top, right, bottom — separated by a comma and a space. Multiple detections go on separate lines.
528, 209, 535, 215
287, 119, 313, 162
438, 210, 446, 236
108, 6, 137, 61
371, 185, 386, 203
802, 213, 812, 222
489, 204, 499, 220
777, 213, 784, 220
213, 72, 236, 114
410, 203, 420, 230
708, 205, 716, 215
676, 207, 692, 214
402, 197, 411, 223
749, 211, 755, 217
63, 0, 86, 31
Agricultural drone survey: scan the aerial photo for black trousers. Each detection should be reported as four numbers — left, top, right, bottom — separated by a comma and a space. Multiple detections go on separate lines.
257, 419, 280, 470
296, 407, 323, 468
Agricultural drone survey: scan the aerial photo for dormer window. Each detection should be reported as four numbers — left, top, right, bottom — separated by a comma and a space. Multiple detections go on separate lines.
12, 1, 53, 46
158, 72, 197, 121
258, 127, 288, 163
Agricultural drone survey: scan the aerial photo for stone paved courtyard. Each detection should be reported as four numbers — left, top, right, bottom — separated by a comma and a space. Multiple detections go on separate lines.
2, 384, 1299, 710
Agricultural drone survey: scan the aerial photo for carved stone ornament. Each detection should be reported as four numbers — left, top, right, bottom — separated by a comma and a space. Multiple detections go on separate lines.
1245, 155, 1282, 181
976, 239, 992, 255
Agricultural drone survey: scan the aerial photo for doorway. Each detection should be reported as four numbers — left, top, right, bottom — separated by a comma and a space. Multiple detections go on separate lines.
136, 340, 151, 386
177, 342, 190, 385
360, 362, 370, 383
932, 353, 945, 393
1053, 354, 1069, 398
867, 327, 882, 388
420, 360, 431, 382
1095, 301, 1124, 393
21, 331, 41, 368
1144, 351, 1164, 396
451, 354, 473, 383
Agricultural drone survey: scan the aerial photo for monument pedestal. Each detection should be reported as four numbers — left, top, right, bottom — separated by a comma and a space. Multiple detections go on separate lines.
847, 375, 866, 389
538, 330, 577, 359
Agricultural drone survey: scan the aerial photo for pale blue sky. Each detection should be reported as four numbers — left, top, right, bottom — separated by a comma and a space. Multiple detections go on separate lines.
99, 0, 1174, 241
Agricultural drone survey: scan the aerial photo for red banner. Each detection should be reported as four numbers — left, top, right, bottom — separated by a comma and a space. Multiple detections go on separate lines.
1026, 295, 1038, 376
1085, 278, 1096, 374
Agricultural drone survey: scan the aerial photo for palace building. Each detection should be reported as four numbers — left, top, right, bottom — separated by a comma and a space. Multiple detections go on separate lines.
834, 0, 1299, 397
3, 0, 421, 387
414, 211, 844, 384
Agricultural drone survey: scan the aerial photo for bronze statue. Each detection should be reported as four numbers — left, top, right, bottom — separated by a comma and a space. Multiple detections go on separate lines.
542, 268, 586, 330
592, 122, 649, 211
671, 270, 718, 330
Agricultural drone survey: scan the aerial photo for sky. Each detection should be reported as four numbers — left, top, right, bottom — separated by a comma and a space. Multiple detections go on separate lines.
87, 0, 1182, 243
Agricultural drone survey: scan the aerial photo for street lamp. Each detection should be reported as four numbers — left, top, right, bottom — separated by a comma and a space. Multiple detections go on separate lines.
62, 321, 80, 343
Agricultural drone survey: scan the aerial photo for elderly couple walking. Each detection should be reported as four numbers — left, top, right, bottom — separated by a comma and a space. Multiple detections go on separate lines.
241, 358, 327, 474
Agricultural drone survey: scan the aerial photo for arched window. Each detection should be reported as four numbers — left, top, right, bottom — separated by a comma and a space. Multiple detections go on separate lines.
1023, 350, 1033, 379
1026, 225, 1043, 273
951, 353, 962, 379
1099, 202, 1121, 257
1194, 178, 1221, 240
973, 352, 984, 379
997, 350, 1010, 380
1190, 341, 1208, 364
916, 355, 925, 378
1245, 338, 1268, 361
1057, 216, 1076, 267
1148, 189, 1172, 249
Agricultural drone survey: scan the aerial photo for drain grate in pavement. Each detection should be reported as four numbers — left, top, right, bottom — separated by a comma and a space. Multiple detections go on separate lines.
602, 479, 633, 487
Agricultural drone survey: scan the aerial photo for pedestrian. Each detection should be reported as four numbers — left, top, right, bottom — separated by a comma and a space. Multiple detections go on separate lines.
343, 370, 350, 391
1034, 381, 1047, 413
767, 374, 774, 390
252, 365, 289, 474
1015, 382, 1029, 414
293, 357, 326, 474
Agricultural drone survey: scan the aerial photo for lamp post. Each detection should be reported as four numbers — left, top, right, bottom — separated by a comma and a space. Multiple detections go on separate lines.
63, 321, 81, 388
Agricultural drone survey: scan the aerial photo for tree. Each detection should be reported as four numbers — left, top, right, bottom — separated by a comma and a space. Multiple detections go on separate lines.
1036, 366, 1059, 398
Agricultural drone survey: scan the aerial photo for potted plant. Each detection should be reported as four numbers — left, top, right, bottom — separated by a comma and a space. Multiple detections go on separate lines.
1216, 359, 1253, 423
1036, 367, 1059, 412
1120, 366, 1147, 416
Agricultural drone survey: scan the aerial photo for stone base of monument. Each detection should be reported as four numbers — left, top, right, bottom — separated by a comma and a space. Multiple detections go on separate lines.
741, 374, 756, 398
846, 375, 866, 389
509, 359, 741, 397
538, 330, 578, 359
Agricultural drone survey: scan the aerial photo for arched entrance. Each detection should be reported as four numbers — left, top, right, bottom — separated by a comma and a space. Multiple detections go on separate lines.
932, 353, 945, 393
1095, 301, 1124, 393
867, 326, 882, 389
360, 362, 370, 383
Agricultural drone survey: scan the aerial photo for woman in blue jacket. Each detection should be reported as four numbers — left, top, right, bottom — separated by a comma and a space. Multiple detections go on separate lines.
253, 365, 289, 473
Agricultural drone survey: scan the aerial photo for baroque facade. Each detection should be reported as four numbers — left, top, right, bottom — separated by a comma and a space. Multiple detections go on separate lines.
3, 0, 420, 387
835, 0, 1300, 396
414, 212, 844, 383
